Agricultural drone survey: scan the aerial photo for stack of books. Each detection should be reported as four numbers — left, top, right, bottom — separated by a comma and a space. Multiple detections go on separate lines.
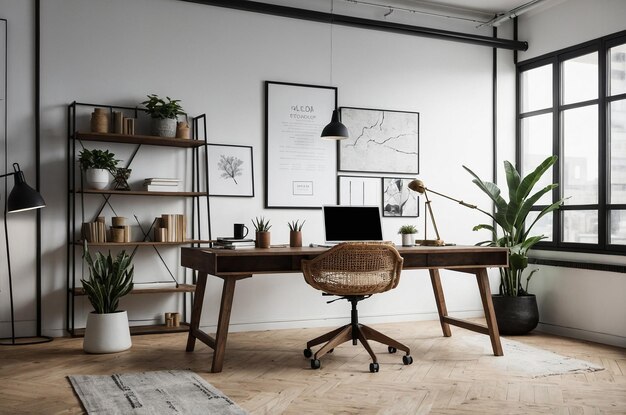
153, 214, 187, 242
82, 217, 107, 243
144, 178, 181, 192
212, 237, 255, 250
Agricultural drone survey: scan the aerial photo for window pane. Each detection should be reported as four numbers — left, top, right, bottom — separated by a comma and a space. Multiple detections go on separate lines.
609, 43, 626, 96
527, 210, 553, 242
610, 210, 626, 245
563, 105, 598, 205
521, 64, 553, 112
521, 113, 553, 204
563, 210, 598, 243
562, 52, 598, 105
610, 99, 626, 203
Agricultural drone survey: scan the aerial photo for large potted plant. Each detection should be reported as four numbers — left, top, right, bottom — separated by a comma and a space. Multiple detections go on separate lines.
141, 94, 184, 137
79, 148, 119, 190
81, 245, 135, 353
463, 156, 565, 335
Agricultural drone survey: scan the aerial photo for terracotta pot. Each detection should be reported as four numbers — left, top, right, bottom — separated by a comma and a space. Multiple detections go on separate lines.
256, 231, 271, 248
290, 231, 302, 247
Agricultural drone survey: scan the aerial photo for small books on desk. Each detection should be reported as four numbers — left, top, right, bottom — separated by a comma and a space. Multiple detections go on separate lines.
213, 238, 255, 249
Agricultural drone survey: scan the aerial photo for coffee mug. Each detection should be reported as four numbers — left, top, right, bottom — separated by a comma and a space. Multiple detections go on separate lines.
234, 223, 249, 239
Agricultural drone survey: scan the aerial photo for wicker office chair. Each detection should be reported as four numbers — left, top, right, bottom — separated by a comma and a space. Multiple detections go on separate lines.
301, 242, 413, 372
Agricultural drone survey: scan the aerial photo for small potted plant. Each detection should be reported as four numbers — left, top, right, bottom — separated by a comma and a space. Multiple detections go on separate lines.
79, 148, 120, 190
398, 224, 418, 247
288, 219, 305, 248
252, 216, 272, 248
141, 94, 185, 137
81, 244, 134, 353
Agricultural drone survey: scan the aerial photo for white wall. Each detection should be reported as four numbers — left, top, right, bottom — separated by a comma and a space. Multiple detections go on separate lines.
514, 0, 626, 347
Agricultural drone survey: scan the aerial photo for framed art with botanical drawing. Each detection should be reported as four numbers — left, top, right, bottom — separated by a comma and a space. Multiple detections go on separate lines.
208, 144, 254, 197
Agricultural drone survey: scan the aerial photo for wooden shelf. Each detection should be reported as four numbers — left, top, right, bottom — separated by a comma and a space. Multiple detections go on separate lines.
75, 131, 205, 148
70, 323, 190, 338
74, 240, 211, 247
72, 283, 196, 296
75, 189, 206, 197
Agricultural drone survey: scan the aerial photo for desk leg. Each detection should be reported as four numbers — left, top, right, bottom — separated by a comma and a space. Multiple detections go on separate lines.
186, 272, 208, 352
475, 269, 503, 356
429, 269, 451, 337
211, 278, 237, 373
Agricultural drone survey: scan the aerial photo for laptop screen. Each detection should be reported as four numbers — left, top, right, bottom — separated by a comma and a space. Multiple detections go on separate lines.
323, 206, 383, 243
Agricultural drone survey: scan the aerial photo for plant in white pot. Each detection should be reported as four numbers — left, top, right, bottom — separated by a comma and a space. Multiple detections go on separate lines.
79, 148, 119, 190
81, 244, 135, 353
398, 224, 418, 247
141, 94, 185, 137
463, 156, 565, 335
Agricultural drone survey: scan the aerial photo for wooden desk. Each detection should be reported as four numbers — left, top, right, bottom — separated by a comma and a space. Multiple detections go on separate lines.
181, 245, 508, 373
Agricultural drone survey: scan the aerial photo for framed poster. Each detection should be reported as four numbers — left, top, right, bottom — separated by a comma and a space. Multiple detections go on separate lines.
208, 144, 254, 197
339, 107, 419, 174
382, 177, 419, 217
265, 81, 337, 208
338, 176, 381, 207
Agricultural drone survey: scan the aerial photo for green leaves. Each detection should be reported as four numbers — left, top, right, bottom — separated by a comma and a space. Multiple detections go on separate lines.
79, 149, 120, 174
252, 216, 272, 232
141, 94, 185, 120
288, 219, 306, 232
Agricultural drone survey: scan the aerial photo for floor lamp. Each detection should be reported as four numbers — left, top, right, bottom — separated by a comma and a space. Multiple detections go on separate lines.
0, 162, 49, 345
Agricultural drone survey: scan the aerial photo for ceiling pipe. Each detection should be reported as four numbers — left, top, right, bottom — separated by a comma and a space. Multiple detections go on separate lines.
180, 0, 528, 51
478, 0, 548, 27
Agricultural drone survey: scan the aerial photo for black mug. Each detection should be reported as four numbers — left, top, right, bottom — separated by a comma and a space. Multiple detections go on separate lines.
234, 223, 249, 239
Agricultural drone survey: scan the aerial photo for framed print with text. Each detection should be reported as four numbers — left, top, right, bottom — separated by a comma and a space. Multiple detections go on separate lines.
265, 81, 337, 208
338, 176, 381, 207
208, 144, 254, 197
339, 107, 419, 174
382, 177, 419, 217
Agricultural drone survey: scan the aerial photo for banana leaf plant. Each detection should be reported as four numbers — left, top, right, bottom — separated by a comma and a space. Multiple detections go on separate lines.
81, 242, 135, 314
463, 156, 565, 296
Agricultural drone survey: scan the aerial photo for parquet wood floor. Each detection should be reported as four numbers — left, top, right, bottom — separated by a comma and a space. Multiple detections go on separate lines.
0, 319, 624, 414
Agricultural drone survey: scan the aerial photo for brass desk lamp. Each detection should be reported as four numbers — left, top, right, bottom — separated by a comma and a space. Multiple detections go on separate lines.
407, 179, 490, 246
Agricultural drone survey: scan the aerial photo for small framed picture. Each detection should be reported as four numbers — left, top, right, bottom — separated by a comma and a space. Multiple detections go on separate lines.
382, 177, 419, 217
208, 144, 254, 197
338, 176, 381, 207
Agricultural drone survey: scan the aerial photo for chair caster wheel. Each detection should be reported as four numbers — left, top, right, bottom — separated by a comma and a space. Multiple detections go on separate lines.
388, 346, 397, 354
403, 355, 413, 365
369, 363, 379, 373
311, 359, 321, 369
303, 348, 313, 358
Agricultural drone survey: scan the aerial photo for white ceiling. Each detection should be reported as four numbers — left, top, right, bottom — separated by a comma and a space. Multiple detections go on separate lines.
401, 0, 532, 15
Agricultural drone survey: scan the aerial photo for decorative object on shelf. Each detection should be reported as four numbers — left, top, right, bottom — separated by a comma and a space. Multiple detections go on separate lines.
338, 175, 381, 206
112, 167, 131, 191
81, 244, 134, 353
398, 224, 418, 247
110, 216, 130, 243
464, 156, 565, 335
382, 177, 419, 217
339, 107, 419, 174
79, 148, 120, 190
208, 144, 254, 197
112, 111, 136, 135
164, 312, 180, 327
0, 163, 50, 346
143, 177, 181, 192
288, 219, 305, 248
252, 216, 271, 248
141, 94, 184, 137
176, 121, 190, 139
154, 214, 187, 242
90, 108, 109, 133
82, 216, 107, 243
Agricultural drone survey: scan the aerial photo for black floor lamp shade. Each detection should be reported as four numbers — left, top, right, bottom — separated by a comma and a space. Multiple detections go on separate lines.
7, 167, 46, 213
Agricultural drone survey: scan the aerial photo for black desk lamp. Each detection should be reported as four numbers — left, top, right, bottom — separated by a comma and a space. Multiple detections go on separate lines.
0, 163, 50, 345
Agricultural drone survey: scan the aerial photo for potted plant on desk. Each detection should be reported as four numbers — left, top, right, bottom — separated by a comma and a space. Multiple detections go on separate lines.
252, 216, 272, 248
398, 224, 418, 247
288, 219, 305, 247
463, 156, 565, 335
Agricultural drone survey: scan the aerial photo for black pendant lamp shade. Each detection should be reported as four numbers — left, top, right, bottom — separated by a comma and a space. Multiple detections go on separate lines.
6, 164, 46, 213
321, 109, 349, 140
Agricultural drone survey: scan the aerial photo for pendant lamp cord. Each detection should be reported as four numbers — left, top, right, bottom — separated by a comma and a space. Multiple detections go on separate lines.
330, 0, 334, 86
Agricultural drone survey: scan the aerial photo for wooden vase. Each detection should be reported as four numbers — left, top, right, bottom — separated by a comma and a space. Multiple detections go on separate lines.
289, 231, 302, 248
90, 108, 109, 133
256, 231, 271, 248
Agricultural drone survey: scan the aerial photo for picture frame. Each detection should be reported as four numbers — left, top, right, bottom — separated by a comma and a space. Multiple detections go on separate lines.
265, 81, 338, 209
338, 175, 381, 207
208, 144, 254, 197
382, 177, 419, 217
338, 107, 419, 174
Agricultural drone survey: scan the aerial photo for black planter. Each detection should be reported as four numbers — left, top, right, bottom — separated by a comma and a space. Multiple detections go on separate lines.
491, 294, 539, 335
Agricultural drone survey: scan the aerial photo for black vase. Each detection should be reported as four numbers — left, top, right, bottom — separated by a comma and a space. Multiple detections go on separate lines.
491, 294, 539, 335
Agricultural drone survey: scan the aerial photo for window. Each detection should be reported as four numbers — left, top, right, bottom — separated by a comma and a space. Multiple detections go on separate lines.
517, 30, 626, 255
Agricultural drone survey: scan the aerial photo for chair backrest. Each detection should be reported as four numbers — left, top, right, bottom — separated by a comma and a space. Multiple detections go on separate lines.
302, 242, 404, 296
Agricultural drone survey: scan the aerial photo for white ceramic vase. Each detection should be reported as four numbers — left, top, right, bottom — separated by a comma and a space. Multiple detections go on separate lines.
401, 233, 416, 247
85, 168, 110, 190
83, 311, 132, 354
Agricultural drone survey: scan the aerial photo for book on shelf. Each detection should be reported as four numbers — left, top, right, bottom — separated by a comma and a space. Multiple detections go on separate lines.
154, 214, 187, 242
144, 178, 180, 184
144, 184, 181, 192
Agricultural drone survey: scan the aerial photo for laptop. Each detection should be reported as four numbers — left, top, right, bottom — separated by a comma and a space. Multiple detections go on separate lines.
322, 205, 383, 245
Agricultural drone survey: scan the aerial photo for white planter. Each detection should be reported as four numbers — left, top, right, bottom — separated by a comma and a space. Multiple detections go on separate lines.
83, 311, 132, 354
401, 233, 416, 247
85, 168, 110, 190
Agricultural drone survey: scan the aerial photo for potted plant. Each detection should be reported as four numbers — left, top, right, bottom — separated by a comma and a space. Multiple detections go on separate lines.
463, 155, 565, 335
398, 224, 418, 247
288, 220, 305, 248
141, 94, 184, 137
79, 148, 120, 190
252, 216, 272, 248
81, 244, 135, 353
